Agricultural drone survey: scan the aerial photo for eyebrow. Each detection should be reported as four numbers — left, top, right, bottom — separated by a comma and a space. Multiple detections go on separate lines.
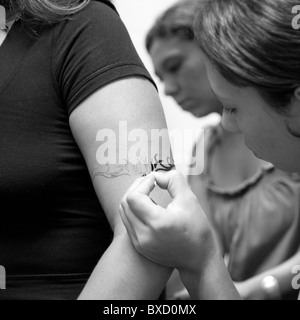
154, 54, 183, 81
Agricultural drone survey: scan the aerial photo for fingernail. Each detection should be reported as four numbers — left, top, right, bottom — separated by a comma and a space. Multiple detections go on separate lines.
150, 198, 157, 205
141, 173, 153, 178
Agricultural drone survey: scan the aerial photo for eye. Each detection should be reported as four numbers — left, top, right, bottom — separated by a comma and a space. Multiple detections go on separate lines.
168, 63, 181, 74
165, 58, 183, 74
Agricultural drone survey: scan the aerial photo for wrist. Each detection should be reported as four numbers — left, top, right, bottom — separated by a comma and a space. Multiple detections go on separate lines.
179, 250, 221, 284
177, 229, 221, 277
179, 252, 240, 300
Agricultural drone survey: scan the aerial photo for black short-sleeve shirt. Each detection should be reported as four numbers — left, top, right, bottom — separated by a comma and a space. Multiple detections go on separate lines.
0, 0, 155, 300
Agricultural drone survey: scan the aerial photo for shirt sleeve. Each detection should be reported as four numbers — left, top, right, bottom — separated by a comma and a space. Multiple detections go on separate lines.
52, 0, 157, 115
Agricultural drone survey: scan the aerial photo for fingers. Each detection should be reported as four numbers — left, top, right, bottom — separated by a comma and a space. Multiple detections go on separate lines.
120, 194, 153, 254
123, 174, 153, 198
173, 289, 191, 301
153, 170, 190, 199
132, 173, 156, 196
122, 171, 191, 225
125, 173, 161, 223
119, 205, 139, 246
120, 174, 156, 238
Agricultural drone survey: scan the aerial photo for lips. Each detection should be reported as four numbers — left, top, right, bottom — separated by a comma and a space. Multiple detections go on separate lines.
177, 98, 195, 110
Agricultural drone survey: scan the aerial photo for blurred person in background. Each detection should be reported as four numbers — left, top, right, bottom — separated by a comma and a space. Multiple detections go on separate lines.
143, 0, 300, 300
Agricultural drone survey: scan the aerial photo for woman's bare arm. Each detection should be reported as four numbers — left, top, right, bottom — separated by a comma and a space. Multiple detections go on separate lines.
235, 248, 300, 300
69, 77, 174, 300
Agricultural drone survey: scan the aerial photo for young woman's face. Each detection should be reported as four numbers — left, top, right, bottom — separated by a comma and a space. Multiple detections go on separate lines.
149, 37, 222, 118
206, 60, 300, 172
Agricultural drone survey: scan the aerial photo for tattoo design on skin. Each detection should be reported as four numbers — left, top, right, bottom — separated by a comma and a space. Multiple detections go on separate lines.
93, 155, 175, 179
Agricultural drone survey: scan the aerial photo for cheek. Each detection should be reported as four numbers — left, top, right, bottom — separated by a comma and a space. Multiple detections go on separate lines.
244, 132, 268, 152
189, 68, 207, 90
179, 68, 196, 89
181, 60, 205, 90
241, 122, 278, 158
223, 112, 272, 154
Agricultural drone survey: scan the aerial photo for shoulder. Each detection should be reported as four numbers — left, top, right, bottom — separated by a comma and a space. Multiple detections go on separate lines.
55, 1, 124, 41
71, 0, 119, 22
50, 0, 154, 115
51, 0, 135, 77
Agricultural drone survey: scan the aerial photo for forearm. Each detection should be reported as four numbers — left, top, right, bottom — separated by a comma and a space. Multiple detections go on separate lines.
180, 252, 241, 300
78, 232, 172, 300
239, 252, 300, 299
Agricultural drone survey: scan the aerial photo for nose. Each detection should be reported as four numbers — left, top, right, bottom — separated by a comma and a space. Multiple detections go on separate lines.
221, 111, 241, 133
164, 78, 179, 97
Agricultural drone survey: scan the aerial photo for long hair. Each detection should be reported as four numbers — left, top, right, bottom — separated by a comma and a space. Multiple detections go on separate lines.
146, 0, 204, 52
0, 0, 91, 23
194, 0, 300, 113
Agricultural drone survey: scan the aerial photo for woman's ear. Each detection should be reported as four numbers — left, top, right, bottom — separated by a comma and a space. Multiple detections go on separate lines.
288, 87, 300, 116
285, 87, 300, 138
295, 87, 300, 102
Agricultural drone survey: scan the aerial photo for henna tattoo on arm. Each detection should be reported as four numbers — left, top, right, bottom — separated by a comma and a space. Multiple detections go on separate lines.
150, 154, 175, 173
93, 154, 175, 180
92, 163, 152, 180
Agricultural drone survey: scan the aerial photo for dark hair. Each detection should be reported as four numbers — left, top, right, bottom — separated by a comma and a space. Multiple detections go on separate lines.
0, 0, 91, 23
146, 0, 204, 52
194, 0, 300, 113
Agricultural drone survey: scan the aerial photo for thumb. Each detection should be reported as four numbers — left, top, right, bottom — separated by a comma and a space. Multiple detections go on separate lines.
153, 170, 190, 199
131, 173, 156, 196
126, 173, 159, 221
124, 173, 155, 198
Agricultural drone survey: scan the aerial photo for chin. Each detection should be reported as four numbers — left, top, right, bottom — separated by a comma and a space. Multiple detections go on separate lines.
191, 109, 211, 118
191, 112, 203, 118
